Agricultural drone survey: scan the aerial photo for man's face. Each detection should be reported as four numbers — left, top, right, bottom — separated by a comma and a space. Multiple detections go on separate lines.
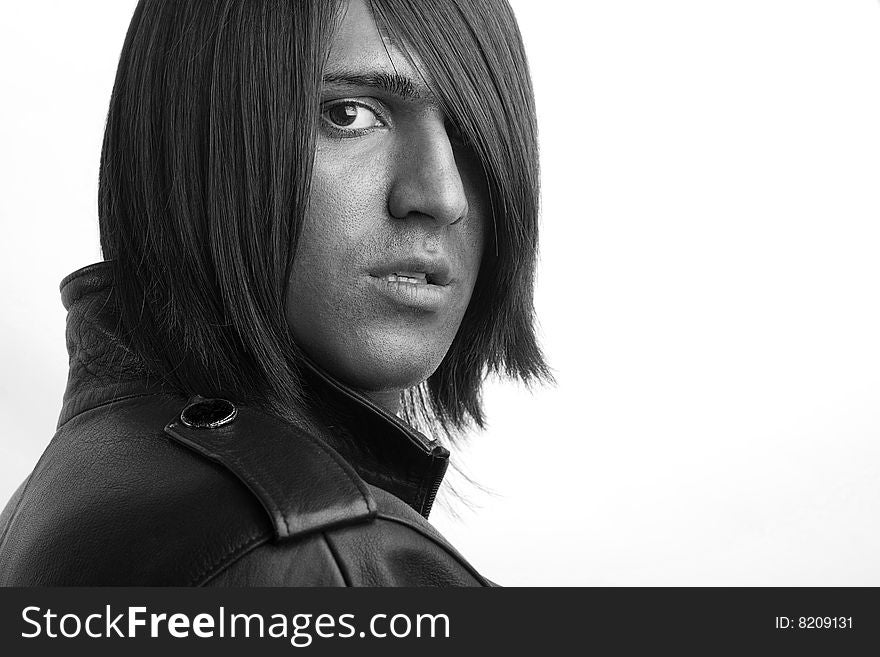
285, 0, 488, 411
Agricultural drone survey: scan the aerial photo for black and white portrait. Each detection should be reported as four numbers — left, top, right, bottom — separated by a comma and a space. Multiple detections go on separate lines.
1, 0, 878, 587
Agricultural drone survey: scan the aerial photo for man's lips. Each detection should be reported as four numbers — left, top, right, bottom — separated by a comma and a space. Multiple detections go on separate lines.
368, 256, 453, 286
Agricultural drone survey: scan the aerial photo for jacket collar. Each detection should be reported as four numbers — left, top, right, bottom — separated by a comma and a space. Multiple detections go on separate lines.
57, 261, 449, 518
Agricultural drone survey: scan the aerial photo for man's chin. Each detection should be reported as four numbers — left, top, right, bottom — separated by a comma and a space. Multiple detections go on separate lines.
327, 358, 439, 399
314, 346, 447, 399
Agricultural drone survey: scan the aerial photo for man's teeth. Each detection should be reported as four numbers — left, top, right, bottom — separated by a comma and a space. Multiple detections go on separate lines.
384, 272, 428, 284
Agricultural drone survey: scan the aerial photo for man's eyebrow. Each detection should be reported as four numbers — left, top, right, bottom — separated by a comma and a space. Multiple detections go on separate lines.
321, 69, 430, 102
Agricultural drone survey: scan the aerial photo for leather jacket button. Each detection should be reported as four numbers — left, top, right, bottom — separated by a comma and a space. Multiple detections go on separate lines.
180, 398, 237, 429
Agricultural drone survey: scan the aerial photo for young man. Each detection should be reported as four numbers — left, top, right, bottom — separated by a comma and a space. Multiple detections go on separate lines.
0, 0, 547, 586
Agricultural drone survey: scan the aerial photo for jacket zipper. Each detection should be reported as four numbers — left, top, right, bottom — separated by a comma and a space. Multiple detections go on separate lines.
420, 446, 449, 518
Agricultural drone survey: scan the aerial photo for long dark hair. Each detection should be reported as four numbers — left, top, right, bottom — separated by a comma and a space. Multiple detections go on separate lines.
99, 0, 550, 442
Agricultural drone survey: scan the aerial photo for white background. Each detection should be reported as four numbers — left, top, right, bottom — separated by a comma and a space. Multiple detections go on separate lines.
1, 1, 879, 586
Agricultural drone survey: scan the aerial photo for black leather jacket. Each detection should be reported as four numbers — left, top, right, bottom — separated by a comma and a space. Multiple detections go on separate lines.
0, 262, 490, 586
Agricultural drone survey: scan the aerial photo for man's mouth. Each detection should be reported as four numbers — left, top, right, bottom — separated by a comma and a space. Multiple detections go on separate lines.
382, 271, 430, 285
368, 257, 454, 311
370, 257, 453, 287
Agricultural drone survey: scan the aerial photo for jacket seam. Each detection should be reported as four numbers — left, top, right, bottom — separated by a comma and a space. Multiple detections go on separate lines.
374, 513, 490, 586
192, 530, 272, 586
202, 447, 293, 538
0, 408, 113, 554
58, 391, 182, 431
299, 430, 375, 517
197, 441, 369, 539
0, 473, 35, 557
169, 418, 375, 540
321, 532, 352, 587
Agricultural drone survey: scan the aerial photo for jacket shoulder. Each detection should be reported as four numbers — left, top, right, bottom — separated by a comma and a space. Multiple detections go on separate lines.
164, 396, 376, 540
206, 485, 491, 587
0, 394, 376, 586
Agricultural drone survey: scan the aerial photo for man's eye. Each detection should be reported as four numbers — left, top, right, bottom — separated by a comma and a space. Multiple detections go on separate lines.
322, 102, 384, 131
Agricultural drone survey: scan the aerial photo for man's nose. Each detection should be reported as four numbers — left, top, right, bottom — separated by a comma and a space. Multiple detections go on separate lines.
387, 116, 469, 226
